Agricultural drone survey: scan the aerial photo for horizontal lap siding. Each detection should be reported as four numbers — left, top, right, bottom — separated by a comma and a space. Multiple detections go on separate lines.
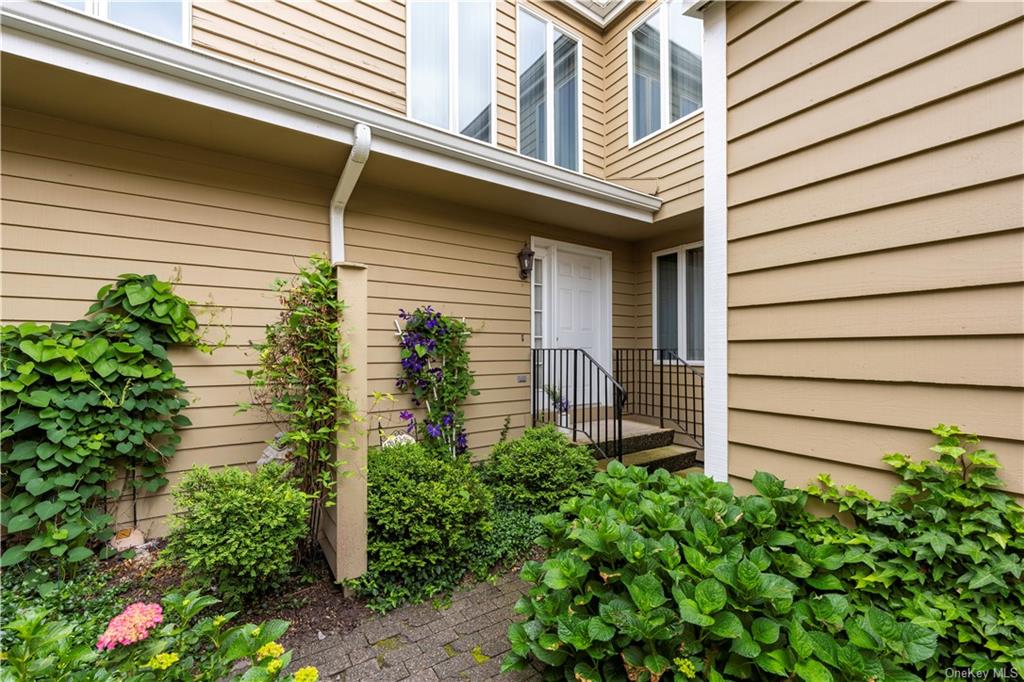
496, 0, 517, 152
0, 108, 333, 536
724, 2, 1024, 495
191, 0, 406, 115
346, 185, 639, 456
602, 1, 704, 218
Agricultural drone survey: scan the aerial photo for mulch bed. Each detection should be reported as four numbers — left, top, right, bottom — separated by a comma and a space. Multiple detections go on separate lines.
98, 544, 371, 650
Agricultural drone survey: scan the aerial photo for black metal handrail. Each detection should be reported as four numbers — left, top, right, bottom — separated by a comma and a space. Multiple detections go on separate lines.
614, 348, 703, 447
531, 348, 626, 460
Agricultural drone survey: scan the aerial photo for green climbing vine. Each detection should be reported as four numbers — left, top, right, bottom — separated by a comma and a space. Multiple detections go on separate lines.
241, 255, 357, 556
0, 274, 208, 569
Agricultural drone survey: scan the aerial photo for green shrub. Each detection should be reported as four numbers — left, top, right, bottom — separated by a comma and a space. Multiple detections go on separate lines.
470, 506, 541, 577
352, 443, 492, 611
0, 589, 320, 681
483, 425, 595, 513
163, 463, 308, 603
807, 425, 1024, 677
504, 461, 937, 681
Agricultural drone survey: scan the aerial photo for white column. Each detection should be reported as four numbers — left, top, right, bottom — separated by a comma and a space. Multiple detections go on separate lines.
701, 1, 729, 482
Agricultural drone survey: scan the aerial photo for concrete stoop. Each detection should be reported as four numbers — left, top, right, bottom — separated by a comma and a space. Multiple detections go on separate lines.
595, 444, 699, 473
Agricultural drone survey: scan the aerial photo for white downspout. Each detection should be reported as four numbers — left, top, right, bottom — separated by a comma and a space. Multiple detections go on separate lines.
330, 123, 372, 265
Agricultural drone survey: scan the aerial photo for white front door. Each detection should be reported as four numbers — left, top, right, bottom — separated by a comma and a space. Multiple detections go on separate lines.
531, 239, 612, 417
555, 250, 602, 358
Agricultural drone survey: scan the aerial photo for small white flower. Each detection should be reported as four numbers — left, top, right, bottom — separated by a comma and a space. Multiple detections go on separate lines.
382, 432, 416, 448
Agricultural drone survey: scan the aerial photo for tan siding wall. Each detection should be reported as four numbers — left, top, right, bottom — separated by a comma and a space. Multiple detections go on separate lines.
724, 1, 1024, 495
601, 1, 704, 219
0, 107, 336, 536
191, 0, 406, 115
0, 107, 648, 535
496, 0, 518, 151
347, 185, 639, 456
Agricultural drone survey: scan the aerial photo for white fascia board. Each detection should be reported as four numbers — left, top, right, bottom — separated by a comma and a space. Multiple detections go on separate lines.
560, 0, 633, 29
0, 1, 661, 222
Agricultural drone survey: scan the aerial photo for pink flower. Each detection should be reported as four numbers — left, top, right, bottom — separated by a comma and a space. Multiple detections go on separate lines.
97, 602, 163, 650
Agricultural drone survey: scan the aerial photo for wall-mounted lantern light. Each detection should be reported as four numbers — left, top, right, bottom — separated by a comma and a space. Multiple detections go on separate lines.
517, 243, 535, 281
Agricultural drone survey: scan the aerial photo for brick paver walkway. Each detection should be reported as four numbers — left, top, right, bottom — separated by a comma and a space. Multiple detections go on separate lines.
291, 570, 543, 681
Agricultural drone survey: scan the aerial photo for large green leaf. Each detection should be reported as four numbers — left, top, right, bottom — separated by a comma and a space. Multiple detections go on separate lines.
795, 659, 834, 682
627, 572, 668, 612
694, 578, 728, 614
4, 513, 36, 533
752, 617, 780, 644
709, 611, 744, 639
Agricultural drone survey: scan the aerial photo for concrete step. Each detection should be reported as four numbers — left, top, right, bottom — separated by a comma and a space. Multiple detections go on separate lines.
563, 418, 675, 456
596, 444, 698, 473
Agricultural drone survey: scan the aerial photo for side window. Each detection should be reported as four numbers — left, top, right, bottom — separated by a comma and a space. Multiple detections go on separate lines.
518, 8, 581, 172
51, 1, 188, 43
629, 0, 703, 145
408, 0, 495, 143
653, 244, 704, 363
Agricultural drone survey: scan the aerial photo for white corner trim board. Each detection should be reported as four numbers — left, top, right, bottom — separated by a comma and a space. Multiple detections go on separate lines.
330, 123, 372, 266
0, 1, 661, 223
700, 1, 729, 482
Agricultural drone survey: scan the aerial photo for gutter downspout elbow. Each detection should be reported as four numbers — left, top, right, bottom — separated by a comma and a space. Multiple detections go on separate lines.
330, 122, 372, 265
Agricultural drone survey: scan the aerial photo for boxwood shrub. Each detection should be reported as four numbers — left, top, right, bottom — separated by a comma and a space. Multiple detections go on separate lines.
163, 462, 308, 604
353, 443, 493, 611
504, 462, 938, 681
482, 425, 595, 513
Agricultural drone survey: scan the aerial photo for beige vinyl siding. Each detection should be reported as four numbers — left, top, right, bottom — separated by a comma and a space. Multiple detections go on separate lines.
724, 1, 1024, 495
496, 0, 518, 151
0, 107, 334, 536
601, 1, 704, 219
520, 0, 607, 177
346, 184, 639, 456
191, 0, 406, 115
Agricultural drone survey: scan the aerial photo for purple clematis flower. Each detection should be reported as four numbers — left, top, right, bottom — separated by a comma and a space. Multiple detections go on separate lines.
426, 422, 442, 438
399, 410, 413, 421
442, 413, 454, 427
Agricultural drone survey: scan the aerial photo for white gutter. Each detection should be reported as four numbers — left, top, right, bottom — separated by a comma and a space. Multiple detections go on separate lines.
0, 2, 661, 222
330, 123, 372, 265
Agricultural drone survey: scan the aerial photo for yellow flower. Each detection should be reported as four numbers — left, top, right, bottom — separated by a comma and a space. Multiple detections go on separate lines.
267, 658, 283, 674
673, 657, 696, 679
145, 652, 180, 670
294, 667, 319, 682
213, 615, 228, 627
256, 641, 285, 660
251, 627, 261, 637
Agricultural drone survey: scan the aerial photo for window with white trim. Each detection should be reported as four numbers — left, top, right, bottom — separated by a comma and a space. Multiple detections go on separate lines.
518, 8, 581, 172
53, 1, 188, 44
653, 243, 703, 362
408, 0, 495, 143
629, 0, 702, 144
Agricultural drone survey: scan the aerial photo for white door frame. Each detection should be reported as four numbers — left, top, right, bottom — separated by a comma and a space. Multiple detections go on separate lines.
530, 236, 614, 372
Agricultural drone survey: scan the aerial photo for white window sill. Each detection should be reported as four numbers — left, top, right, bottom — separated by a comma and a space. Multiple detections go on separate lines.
628, 107, 703, 149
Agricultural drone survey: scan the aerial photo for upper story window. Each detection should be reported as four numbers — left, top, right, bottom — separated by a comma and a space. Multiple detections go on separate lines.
653, 243, 704, 363
52, 1, 188, 43
518, 8, 581, 172
629, 0, 702, 145
408, 0, 495, 143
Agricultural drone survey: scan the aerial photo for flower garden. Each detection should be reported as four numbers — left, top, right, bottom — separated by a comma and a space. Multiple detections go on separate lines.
2, 256, 1023, 680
